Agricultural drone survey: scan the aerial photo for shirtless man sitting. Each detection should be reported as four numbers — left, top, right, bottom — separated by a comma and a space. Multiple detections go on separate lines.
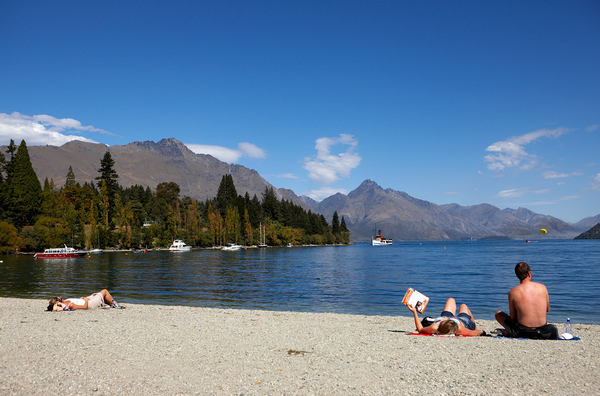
495, 262, 558, 339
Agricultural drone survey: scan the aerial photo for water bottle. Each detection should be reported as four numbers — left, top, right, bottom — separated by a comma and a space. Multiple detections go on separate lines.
565, 318, 572, 335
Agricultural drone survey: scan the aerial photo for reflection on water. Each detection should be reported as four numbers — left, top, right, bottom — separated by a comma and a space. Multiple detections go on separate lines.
1, 240, 599, 323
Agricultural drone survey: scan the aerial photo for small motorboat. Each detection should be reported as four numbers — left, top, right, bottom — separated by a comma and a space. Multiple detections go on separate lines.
222, 244, 242, 251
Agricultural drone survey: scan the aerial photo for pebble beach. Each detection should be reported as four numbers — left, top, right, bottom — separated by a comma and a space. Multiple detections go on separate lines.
1, 297, 598, 395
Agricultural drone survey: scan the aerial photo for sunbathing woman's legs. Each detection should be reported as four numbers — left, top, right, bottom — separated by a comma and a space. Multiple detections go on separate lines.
459, 303, 479, 329
442, 298, 457, 315
459, 303, 474, 319
99, 289, 115, 304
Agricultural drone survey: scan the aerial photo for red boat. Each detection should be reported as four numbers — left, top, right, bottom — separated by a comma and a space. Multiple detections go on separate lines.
34, 245, 87, 259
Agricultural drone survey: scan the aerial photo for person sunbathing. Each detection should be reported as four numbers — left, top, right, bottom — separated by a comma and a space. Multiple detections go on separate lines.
47, 289, 122, 311
408, 297, 485, 336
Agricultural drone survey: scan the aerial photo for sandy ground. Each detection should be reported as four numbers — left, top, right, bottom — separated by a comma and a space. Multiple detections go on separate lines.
1, 297, 598, 395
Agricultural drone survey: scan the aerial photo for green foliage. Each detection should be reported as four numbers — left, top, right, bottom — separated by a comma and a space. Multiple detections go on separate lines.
65, 166, 76, 188
10, 141, 43, 226
0, 221, 24, 253
0, 149, 351, 249
216, 175, 237, 215
95, 151, 119, 223
331, 211, 340, 234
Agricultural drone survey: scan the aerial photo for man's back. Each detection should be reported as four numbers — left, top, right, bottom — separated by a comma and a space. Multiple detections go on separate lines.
509, 280, 549, 327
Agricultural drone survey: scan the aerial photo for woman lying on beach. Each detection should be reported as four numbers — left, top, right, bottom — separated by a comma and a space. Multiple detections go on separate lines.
408, 298, 486, 336
47, 289, 122, 311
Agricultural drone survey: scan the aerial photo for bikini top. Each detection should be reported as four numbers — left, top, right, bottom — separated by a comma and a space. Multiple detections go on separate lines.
434, 317, 461, 326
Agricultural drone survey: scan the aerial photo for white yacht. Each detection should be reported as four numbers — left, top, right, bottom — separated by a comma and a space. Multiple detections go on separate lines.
169, 240, 192, 251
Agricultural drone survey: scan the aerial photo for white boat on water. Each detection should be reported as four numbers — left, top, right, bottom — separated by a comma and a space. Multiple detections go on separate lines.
372, 230, 393, 246
169, 240, 192, 251
34, 245, 87, 259
88, 249, 103, 253
222, 244, 243, 251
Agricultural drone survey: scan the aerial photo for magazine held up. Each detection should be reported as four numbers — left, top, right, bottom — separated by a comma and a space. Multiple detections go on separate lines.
402, 288, 430, 314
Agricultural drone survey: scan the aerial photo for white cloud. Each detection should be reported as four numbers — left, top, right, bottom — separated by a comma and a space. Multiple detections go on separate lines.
303, 134, 361, 186
543, 171, 583, 179
495, 188, 527, 198
484, 127, 570, 171
303, 187, 349, 201
0, 112, 105, 146
543, 171, 569, 179
186, 142, 267, 163
527, 196, 579, 206
237, 142, 267, 159
592, 173, 600, 191
534, 188, 551, 194
270, 173, 299, 179
557, 195, 579, 202
586, 124, 599, 132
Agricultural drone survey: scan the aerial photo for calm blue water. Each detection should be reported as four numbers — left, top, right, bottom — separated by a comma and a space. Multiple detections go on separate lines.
1, 240, 599, 323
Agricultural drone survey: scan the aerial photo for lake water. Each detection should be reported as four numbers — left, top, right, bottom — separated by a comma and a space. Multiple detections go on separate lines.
1, 240, 599, 324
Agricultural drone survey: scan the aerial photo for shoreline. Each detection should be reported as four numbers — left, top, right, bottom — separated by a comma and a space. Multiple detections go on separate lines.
1, 297, 598, 395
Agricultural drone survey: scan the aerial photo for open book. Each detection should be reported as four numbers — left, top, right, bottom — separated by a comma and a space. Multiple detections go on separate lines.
402, 288, 430, 314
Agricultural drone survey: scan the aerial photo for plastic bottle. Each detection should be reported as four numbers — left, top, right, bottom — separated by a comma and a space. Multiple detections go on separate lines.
565, 318, 572, 335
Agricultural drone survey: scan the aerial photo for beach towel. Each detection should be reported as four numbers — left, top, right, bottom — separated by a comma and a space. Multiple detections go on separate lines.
407, 332, 474, 337
493, 334, 580, 341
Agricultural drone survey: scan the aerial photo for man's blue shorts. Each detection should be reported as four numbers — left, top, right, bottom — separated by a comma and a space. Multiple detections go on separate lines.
440, 310, 476, 330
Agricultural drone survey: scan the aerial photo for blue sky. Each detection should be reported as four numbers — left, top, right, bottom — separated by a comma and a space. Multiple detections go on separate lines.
1, 1, 598, 223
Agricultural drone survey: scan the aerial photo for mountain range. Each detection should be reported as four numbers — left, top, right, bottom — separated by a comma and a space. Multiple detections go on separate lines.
6, 138, 598, 241
305, 180, 597, 241
12, 138, 309, 210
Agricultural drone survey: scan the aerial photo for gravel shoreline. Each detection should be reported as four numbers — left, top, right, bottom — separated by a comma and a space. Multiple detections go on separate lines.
1, 297, 598, 395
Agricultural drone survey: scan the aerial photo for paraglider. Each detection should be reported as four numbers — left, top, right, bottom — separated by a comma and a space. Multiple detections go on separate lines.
540, 229, 547, 234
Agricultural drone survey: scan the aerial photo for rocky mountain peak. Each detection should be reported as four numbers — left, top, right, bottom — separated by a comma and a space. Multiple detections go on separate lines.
128, 138, 194, 158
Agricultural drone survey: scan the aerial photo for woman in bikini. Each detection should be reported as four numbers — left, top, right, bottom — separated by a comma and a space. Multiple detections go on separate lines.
408, 297, 485, 336
47, 289, 122, 311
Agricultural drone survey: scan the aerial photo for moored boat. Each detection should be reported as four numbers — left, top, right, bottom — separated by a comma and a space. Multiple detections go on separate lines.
372, 230, 393, 246
222, 244, 242, 251
169, 240, 192, 251
258, 223, 268, 248
34, 245, 87, 259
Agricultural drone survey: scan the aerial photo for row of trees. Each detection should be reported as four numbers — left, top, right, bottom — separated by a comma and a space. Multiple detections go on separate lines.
0, 140, 350, 253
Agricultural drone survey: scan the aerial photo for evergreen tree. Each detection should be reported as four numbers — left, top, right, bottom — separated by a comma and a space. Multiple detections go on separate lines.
65, 166, 76, 187
340, 216, 349, 233
4, 139, 17, 184
95, 151, 119, 222
95, 151, 119, 193
331, 211, 340, 234
11, 140, 42, 226
261, 186, 280, 221
0, 141, 18, 224
0, 151, 7, 222
216, 175, 237, 214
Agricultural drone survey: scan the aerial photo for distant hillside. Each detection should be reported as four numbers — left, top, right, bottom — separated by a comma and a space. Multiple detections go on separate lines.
574, 214, 600, 230
10, 138, 309, 210
574, 223, 600, 239
314, 180, 586, 241
4, 139, 597, 241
